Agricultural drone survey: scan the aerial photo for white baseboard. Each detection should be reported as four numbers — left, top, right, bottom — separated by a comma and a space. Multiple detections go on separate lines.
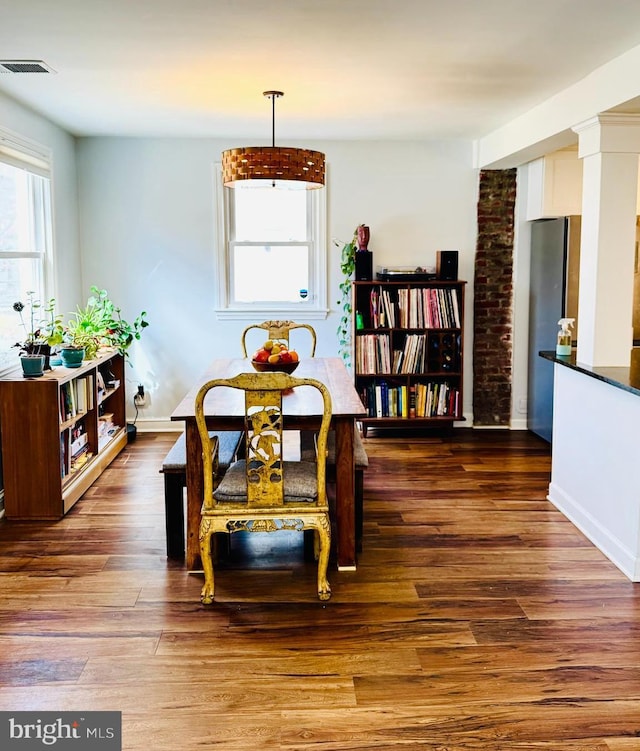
469, 420, 529, 430
129, 418, 182, 433
548, 481, 639, 582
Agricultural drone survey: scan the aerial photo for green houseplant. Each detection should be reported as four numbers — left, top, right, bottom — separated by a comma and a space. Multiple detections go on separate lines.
63, 294, 107, 361
63, 286, 149, 361
101, 299, 149, 358
85, 286, 149, 358
336, 226, 359, 367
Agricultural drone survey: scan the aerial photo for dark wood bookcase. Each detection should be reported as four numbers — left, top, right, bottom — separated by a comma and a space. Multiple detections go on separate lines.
352, 280, 466, 435
0, 349, 127, 519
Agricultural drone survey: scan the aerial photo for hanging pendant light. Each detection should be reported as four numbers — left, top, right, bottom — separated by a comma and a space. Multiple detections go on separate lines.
221, 91, 325, 189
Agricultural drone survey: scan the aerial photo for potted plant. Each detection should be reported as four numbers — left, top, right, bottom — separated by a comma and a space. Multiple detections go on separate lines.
58, 335, 89, 368
59, 286, 149, 367
93, 287, 149, 358
63, 299, 106, 362
13, 292, 64, 375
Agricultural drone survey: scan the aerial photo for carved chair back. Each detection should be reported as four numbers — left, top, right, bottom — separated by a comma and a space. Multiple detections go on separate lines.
240, 320, 317, 358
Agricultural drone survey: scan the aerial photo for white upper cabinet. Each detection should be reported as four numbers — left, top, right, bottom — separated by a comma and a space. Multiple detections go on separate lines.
525, 148, 583, 220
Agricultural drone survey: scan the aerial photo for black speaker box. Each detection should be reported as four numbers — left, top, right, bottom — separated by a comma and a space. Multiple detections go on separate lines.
436, 250, 458, 281
355, 250, 373, 281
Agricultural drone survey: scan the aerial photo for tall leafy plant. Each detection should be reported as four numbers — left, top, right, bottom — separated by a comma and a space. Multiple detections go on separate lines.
336, 227, 359, 367
64, 286, 149, 360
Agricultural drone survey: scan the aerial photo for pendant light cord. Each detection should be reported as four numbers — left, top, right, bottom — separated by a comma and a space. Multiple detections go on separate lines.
263, 90, 283, 148
271, 93, 276, 147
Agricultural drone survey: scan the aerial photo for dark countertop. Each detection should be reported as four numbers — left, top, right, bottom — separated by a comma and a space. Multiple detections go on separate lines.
539, 349, 640, 398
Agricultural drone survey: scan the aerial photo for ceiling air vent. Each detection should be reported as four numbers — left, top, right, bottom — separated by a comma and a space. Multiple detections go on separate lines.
0, 60, 56, 74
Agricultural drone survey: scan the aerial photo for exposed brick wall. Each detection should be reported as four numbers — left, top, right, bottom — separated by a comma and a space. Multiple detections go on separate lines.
473, 169, 517, 426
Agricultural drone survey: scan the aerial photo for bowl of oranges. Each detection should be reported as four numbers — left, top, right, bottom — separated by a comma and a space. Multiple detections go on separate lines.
251, 340, 300, 374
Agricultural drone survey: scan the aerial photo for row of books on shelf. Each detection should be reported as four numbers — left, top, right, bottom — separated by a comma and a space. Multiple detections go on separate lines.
59, 375, 94, 422
357, 333, 392, 374
61, 421, 92, 478
60, 413, 122, 478
366, 286, 461, 329
356, 333, 459, 375
368, 287, 396, 328
359, 380, 460, 419
98, 412, 120, 451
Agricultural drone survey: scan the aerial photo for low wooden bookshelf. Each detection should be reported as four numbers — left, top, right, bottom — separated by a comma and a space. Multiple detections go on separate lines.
0, 349, 127, 519
352, 279, 466, 435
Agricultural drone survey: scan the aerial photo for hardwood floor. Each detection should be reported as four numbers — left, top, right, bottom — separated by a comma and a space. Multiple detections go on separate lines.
1, 429, 639, 750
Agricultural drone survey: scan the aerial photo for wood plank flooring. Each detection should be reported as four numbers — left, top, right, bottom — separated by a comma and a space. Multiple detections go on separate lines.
1, 429, 639, 750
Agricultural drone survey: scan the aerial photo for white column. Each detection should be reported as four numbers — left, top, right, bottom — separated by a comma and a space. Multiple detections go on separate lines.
572, 114, 640, 366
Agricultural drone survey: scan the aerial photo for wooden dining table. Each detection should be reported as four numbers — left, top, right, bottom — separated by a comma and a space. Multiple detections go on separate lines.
170, 356, 367, 571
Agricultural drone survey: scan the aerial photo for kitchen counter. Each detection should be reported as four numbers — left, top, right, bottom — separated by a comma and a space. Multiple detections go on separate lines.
540, 348, 640, 581
539, 348, 640, 399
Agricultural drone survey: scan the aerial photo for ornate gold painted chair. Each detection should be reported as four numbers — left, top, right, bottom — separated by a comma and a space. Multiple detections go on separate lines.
196, 371, 332, 603
240, 320, 317, 358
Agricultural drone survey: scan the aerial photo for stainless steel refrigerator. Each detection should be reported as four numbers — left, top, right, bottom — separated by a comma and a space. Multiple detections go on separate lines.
527, 216, 581, 442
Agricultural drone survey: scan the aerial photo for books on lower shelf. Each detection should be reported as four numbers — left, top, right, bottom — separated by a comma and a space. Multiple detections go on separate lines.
61, 421, 94, 478
98, 412, 121, 451
359, 380, 459, 419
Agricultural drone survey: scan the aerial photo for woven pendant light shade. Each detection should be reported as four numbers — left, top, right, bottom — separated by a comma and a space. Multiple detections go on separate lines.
221, 91, 325, 190
222, 146, 325, 188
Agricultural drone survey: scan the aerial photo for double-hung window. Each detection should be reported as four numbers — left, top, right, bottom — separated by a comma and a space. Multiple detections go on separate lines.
215, 164, 327, 319
0, 128, 53, 373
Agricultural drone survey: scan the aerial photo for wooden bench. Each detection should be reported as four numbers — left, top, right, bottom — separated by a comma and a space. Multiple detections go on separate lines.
301, 429, 369, 552
160, 430, 244, 559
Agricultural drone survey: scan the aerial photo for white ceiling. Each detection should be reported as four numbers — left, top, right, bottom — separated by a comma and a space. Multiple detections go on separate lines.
2, 0, 640, 141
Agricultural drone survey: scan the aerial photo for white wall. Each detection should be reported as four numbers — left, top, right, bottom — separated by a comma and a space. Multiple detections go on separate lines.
76, 137, 479, 426
0, 91, 82, 312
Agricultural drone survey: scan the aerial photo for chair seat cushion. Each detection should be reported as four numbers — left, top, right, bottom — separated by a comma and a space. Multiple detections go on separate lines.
161, 430, 243, 473
213, 459, 318, 503
300, 430, 369, 468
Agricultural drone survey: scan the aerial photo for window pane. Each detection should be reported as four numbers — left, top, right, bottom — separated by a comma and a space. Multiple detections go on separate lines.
232, 245, 309, 303
0, 257, 43, 369
0, 161, 30, 252
233, 187, 307, 242
0, 159, 51, 372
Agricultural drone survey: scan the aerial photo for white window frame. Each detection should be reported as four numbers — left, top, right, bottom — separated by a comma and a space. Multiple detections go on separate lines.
213, 162, 328, 320
0, 127, 54, 375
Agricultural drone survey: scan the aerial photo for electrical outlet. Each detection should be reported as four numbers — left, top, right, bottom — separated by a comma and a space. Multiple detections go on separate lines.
134, 384, 146, 407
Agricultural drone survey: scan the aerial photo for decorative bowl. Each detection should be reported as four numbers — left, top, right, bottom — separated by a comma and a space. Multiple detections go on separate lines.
251, 359, 299, 374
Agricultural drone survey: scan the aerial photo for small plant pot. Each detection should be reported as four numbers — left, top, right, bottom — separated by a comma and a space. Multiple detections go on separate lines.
21, 354, 45, 378
23, 342, 52, 370
60, 347, 85, 368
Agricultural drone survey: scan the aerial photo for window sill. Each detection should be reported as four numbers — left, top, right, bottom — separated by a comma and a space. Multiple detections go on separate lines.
215, 307, 329, 321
